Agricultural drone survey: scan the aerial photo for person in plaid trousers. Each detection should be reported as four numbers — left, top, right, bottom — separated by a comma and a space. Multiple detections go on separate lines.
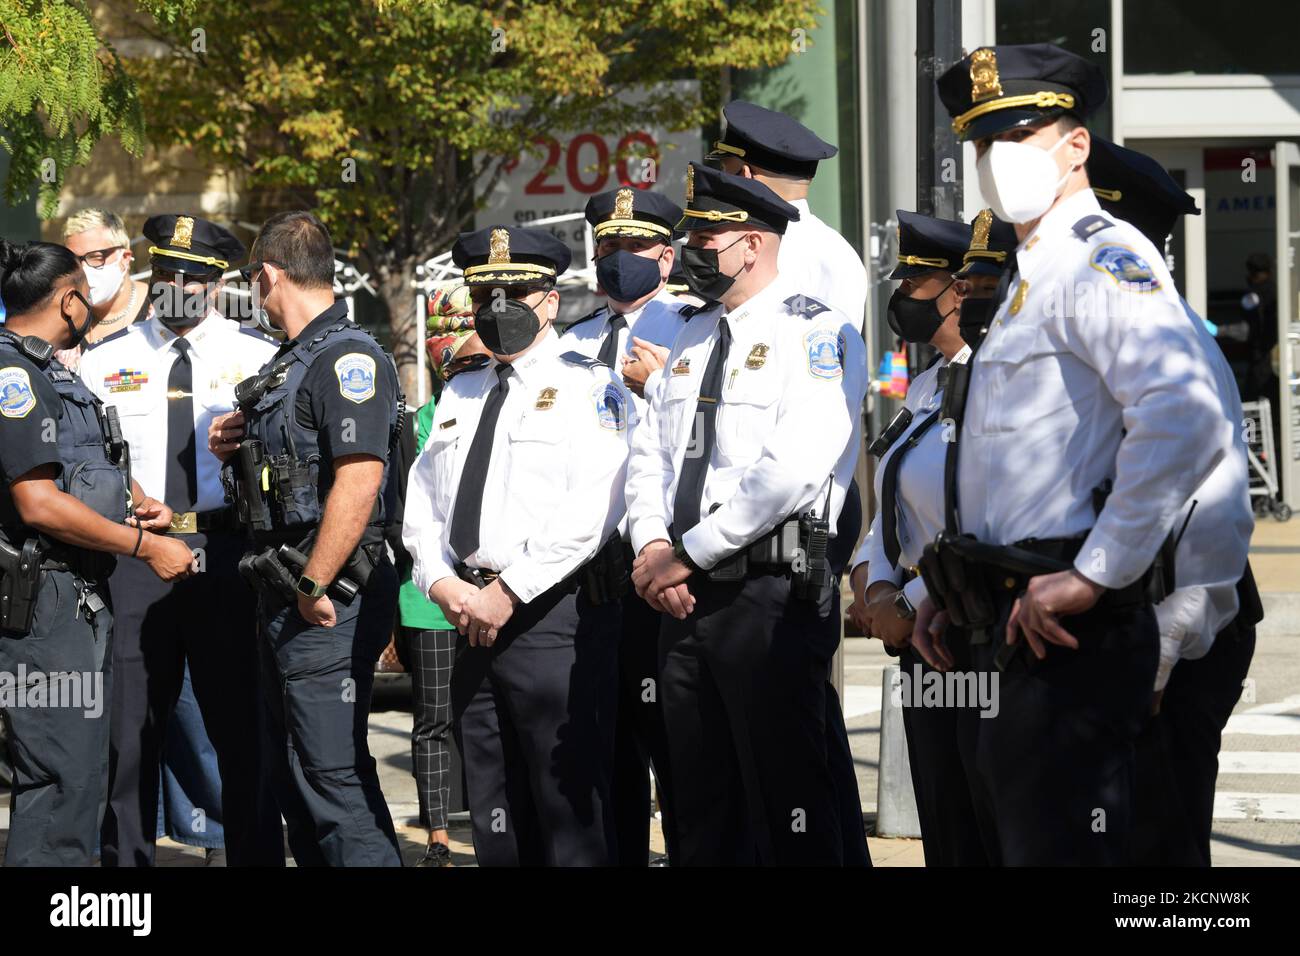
394, 285, 491, 867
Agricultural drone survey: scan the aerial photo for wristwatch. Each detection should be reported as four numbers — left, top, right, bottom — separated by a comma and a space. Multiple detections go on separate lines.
893, 589, 917, 621
671, 539, 701, 574
296, 574, 327, 599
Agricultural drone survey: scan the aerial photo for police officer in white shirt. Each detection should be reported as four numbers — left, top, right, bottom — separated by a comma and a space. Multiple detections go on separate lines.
709, 105, 872, 863
627, 163, 867, 865
79, 215, 283, 866
708, 100, 868, 327
563, 187, 692, 408
562, 187, 687, 864
403, 226, 635, 866
916, 44, 1233, 865
1086, 137, 1260, 866
845, 210, 995, 867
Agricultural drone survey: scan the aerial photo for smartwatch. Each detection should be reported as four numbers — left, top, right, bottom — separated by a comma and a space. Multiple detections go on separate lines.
671, 539, 701, 574
893, 589, 917, 621
296, 574, 327, 599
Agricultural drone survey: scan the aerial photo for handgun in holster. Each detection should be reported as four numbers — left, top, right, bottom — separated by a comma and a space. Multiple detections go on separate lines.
279, 544, 360, 603
237, 546, 297, 605
0, 535, 44, 634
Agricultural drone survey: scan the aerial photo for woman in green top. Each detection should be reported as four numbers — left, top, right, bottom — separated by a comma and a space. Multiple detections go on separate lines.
396, 293, 487, 867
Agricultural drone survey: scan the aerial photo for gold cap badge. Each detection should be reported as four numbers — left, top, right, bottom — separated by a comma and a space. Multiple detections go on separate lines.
613, 188, 635, 222
172, 215, 195, 250
970, 48, 1003, 104
970, 208, 993, 251
488, 228, 510, 265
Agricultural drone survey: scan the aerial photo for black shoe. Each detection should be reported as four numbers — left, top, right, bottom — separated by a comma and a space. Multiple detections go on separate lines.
415, 842, 453, 867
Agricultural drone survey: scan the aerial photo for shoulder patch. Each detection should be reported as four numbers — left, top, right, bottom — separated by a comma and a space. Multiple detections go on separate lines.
591, 381, 627, 432
1072, 215, 1114, 241
1090, 244, 1161, 290
560, 350, 608, 371
334, 352, 377, 403
0, 367, 38, 418
804, 328, 844, 380
785, 294, 830, 319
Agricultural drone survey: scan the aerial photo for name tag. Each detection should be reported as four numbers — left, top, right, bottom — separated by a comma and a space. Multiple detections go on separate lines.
439, 418, 457, 430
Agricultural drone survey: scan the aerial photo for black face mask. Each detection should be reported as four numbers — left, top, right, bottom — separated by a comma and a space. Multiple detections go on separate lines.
151, 276, 215, 329
63, 289, 96, 349
887, 281, 955, 344
958, 296, 997, 350
680, 236, 746, 301
595, 248, 664, 304
474, 296, 543, 356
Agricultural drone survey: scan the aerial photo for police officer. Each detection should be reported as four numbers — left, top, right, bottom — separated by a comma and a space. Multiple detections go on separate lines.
709, 102, 872, 864
561, 188, 688, 864
208, 210, 403, 867
914, 43, 1234, 864
845, 210, 991, 866
627, 164, 867, 865
403, 226, 634, 866
0, 240, 195, 865
79, 215, 283, 866
708, 101, 868, 326
1086, 137, 1260, 866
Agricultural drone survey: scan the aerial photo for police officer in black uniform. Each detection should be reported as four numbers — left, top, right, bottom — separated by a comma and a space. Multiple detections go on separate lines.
0, 240, 195, 865
209, 211, 403, 866
84, 215, 284, 867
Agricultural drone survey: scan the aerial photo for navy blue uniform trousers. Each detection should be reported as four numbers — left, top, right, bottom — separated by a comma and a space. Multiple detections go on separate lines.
0, 569, 111, 866
451, 585, 620, 867
258, 557, 401, 867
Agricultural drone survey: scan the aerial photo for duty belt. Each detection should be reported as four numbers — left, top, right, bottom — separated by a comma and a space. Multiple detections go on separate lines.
456, 533, 627, 606
166, 507, 237, 535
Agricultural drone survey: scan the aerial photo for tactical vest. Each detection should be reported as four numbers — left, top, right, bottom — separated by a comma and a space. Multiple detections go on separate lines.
0, 331, 130, 551
228, 318, 402, 546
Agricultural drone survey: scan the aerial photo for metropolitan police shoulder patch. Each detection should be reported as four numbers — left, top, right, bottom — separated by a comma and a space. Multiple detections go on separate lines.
334, 352, 377, 404
0, 367, 37, 419
1090, 244, 1160, 291
804, 328, 843, 380
592, 381, 627, 431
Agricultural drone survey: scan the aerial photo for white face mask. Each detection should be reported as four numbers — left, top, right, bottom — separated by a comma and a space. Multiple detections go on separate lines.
83, 253, 127, 306
976, 132, 1076, 224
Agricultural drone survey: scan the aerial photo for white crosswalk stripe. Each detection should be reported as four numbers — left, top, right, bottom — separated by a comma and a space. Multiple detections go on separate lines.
1214, 694, 1300, 822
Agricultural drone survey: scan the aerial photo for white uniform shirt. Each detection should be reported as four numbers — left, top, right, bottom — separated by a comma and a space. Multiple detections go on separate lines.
957, 189, 1230, 589
403, 326, 635, 605
79, 312, 277, 512
626, 274, 867, 569
852, 346, 970, 608
779, 198, 868, 327
1151, 295, 1253, 688
560, 287, 687, 412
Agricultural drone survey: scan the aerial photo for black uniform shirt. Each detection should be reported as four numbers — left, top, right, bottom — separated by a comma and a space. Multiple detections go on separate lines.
285, 299, 399, 463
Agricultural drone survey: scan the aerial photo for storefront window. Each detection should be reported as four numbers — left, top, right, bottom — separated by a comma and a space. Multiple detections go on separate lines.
1124, 0, 1299, 75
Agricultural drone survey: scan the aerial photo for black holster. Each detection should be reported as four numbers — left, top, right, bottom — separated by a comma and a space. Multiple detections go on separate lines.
580, 534, 629, 606
238, 547, 297, 605
0, 534, 44, 634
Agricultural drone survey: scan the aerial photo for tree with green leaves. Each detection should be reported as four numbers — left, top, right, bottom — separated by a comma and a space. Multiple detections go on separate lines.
0, 0, 146, 216
121, 0, 821, 392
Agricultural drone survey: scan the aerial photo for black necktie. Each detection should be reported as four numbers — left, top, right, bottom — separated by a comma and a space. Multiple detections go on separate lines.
672, 317, 731, 535
165, 337, 198, 511
597, 313, 626, 368
881, 409, 942, 567
449, 362, 513, 562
